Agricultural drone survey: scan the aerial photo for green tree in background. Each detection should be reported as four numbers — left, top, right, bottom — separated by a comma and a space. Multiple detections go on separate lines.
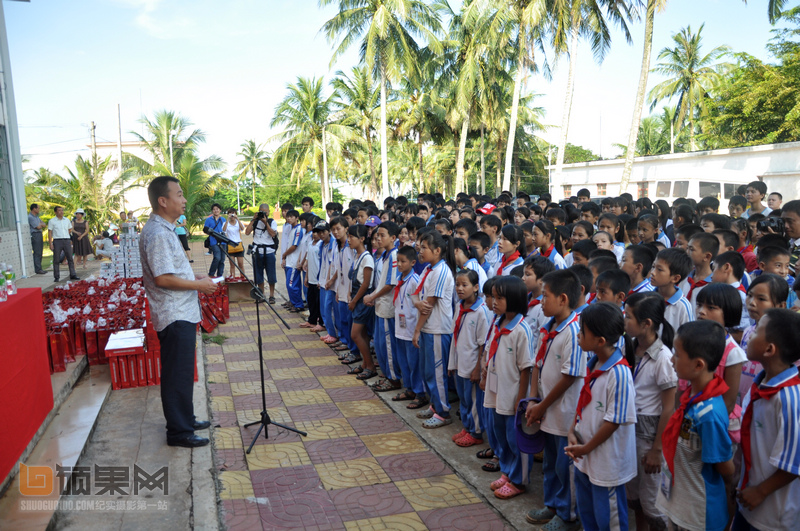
234, 140, 270, 208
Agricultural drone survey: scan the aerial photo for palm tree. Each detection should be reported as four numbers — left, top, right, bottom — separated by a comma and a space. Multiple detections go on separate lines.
172, 152, 225, 233
234, 140, 270, 207
129, 110, 207, 175
319, 0, 443, 200
647, 24, 731, 151
270, 76, 355, 206
332, 66, 381, 199
619, 0, 667, 194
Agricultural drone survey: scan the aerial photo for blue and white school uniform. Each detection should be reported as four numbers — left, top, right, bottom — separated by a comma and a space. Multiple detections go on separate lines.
374, 249, 399, 380
319, 238, 338, 339
574, 350, 637, 531
448, 298, 492, 438
541, 246, 567, 270
486, 239, 501, 272
663, 287, 693, 333
629, 278, 656, 296
418, 260, 455, 417
488, 253, 524, 279
731, 281, 753, 330
524, 296, 543, 348
285, 224, 305, 309
656, 230, 671, 248
334, 241, 357, 353
463, 258, 487, 293
613, 242, 626, 264
394, 271, 423, 395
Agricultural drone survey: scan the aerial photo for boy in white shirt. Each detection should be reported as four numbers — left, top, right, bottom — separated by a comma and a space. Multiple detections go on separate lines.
330, 217, 357, 356
281, 209, 305, 312
393, 246, 424, 406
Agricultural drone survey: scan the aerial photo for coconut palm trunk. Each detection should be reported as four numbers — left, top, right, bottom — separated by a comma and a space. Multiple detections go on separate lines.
480, 125, 486, 195
365, 126, 379, 200
620, 0, 657, 193
496, 137, 503, 190
554, 24, 580, 192
418, 130, 424, 193
503, 56, 525, 192
455, 112, 470, 195
380, 65, 390, 199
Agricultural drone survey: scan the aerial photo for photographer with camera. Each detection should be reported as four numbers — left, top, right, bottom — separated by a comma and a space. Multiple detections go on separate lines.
246, 203, 279, 304
781, 200, 800, 275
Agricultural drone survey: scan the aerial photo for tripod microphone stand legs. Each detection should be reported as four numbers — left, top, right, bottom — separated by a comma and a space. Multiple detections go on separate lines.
244, 411, 307, 454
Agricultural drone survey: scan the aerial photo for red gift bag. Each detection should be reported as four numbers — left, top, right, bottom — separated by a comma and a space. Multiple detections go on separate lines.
48, 329, 67, 372
85, 328, 100, 365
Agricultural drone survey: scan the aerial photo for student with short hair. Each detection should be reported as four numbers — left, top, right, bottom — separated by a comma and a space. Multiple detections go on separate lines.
468, 231, 492, 274
595, 269, 631, 309
657, 320, 735, 531
680, 232, 720, 313
650, 247, 694, 332
674, 223, 704, 251
569, 264, 593, 314
345, 224, 377, 379
742, 181, 772, 219
522, 255, 556, 347
622, 245, 657, 297
454, 218, 479, 240
734, 308, 800, 531
570, 239, 597, 268
533, 220, 567, 269
331, 216, 358, 356
281, 209, 305, 312
490, 225, 526, 278
697, 196, 721, 216
700, 213, 732, 232
712, 251, 753, 330
580, 202, 601, 227
729, 195, 748, 219
480, 214, 503, 270
393, 246, 426, 407
525, 269, 585, 528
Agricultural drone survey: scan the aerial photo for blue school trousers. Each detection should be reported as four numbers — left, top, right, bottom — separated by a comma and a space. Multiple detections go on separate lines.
574, 469, 628, 531
374, 317, 400, 380
319, 288, 337, 338
396, 339, 424, 395
419, 332, 452, 416
302, 271, 308, 303
492, 411, 529, 485
543, 432, 577, 523
285, 267, 303, 309
455, 375, 483, 438
335, 300, 356, 353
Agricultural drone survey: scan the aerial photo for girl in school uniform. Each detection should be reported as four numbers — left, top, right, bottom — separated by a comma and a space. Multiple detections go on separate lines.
412, 231, 457, 428
448, 269, 493, 447
624, 292, 678, 531
489, 225, 526, 279
533, 220, 566, 270
453, 237, 487, 293
346, 224, 377, 380
481, 276, 536, 500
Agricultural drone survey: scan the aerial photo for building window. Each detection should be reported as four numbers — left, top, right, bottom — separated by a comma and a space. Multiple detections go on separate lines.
673, 181, 689, 197
563, 185, 571, 198
656, 181, 671, 198
724, 183, 737, 199
638, 181, 649, 198
596, 183, 607, 196
0, 126, 13, 230
699, 181, 721, 199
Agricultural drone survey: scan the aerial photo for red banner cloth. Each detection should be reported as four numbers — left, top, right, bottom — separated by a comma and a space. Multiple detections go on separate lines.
0, 288, 54, 483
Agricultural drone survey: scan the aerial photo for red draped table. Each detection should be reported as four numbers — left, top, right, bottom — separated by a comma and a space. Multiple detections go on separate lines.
0, 288, 54, 482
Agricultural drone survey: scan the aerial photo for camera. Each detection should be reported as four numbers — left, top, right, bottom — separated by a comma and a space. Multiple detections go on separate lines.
247, 243, 255, 256
256, 211, 267, 220
757, 217, 784, 234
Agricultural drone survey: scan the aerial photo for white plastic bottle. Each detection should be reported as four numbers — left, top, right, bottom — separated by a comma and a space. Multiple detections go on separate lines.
0, 276, 6, 302
4, 265, 16, 296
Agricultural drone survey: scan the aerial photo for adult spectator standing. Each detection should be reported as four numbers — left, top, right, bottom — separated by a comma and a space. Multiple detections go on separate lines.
48, 206, 79, 282
223, 208, 245, 276
72, 209, 93, 269
28, 204, 47, 274
140, 176, 216, 448
245, 203, 279, 304
174, 213, 192, 263
203, 203, 226, 278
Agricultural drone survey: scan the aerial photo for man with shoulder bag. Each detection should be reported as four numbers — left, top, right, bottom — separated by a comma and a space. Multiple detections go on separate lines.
246, 203, 279, 304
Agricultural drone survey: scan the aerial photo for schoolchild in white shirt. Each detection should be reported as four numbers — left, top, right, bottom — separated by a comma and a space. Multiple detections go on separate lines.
522, 255, 555, 349
449, 269, 492, 448
569, 264, 593, 315
345, 224, 377, 379
453, 238, 487, 293
330, 217, 357, 357
621, 245, 657, 298
488, 225, 525, 279
393, 246, 425, 407
481, 276, 535, 500
525, 269, 586, 528
480, 215, 503, 272
281, 210, 305, 311
650, 248, 694, 332
364, 222, 401, 392
532, 220, 567, 270
566, 302, 637, 531
413, 231, 457, 428
624, 292, 678, 530
317, 223, 340, 344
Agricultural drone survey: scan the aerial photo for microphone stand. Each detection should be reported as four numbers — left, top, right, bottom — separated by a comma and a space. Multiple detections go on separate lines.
214, 241, 307, 451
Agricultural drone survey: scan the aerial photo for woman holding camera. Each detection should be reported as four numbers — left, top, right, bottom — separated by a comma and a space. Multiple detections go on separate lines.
245, 203, 280, 304
223, 208, 246, 278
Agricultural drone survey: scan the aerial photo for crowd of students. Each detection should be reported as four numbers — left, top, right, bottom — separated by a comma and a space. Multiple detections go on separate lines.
266, 184, 799, 531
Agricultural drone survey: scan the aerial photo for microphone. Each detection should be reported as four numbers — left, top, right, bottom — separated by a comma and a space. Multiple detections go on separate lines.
202, 226, 236, 246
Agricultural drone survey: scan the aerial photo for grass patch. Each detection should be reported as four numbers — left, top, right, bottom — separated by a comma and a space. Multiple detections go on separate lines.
202, 333, 228, 345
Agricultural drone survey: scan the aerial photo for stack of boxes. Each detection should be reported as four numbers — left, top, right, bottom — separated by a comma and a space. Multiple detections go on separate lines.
105, 329, 156, 390
99, 223, 142, 279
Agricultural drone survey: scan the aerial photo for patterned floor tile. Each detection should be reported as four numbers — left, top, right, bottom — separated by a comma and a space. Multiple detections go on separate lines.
208, 382, 232, 397
286, 403, 343, 422
315, 458, 391, 490
330, 483, 415, 522
264, 357, 306, 369
223, 343, 259, 354
304, 436, 372, 465
214, 427, 244, 449
292, 340, 329, 350
250, 465, 321, 498
360, 431, 429, 457
222, 330, 254, 338
256, 490, 344, 530
270, 366, 314, 379
221, 498, 263, 531
327, 387, 377, 402
259, 348, 301, 360
206, 371, 229, 384
318, 375, 365, 389
226, 360, 261, 371
280, 389, 333, 406
376, 452, 453, 482
212, 410, 239, 428
218, 470, 255, 500
227, 370, 263, 383
348, 414, 408, 436
241, 422, 303, 445
297, 347, 338, 357
245, 441, 311, 470
207, 363, 228, 373
418, 503, 507, 531
395, 475, 480, 511
206, 353, 225, 364
230, 380, 277, 396
236, 407, 291, 425
343, 513, 427, 530
222, 336, 257, 346
211, 396, 235, 412
306, 357, 346, 368
233, 392, 284, 410
215, 448, 249, 471
275, 377, 323, 392
295, 418, 357, 441
224, 351, 260, 363
336, 400, 391, 418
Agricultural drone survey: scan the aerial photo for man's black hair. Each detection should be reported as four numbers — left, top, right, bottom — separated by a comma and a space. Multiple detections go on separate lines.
572, 239, 597, 259
148, 175, 180, 210
301, 196, 314, 206
523, 254, 556, 280
546, 207, 567, 225
569, 264, 593, 297
700, 213, 731, 231
714, 251, 746, 281
625, 244, 656, 276
454, 218, 479, 236
757, 244, 791, 264
397, 245, 418, 263
676, 320, 727, 371
542, 269, 582, 309
405, 216, 426, 235
747, 180, 768, 196
577, 188, 591, 199
655, 247, 692, 283
580, 202, 601, 217
468, 231, 490, 250
30, 203, 38, 211
763, 309, 800, 365
689, 231, 720, 258
596, 269, 631, 297
713, 229, 739, 251
697, 196, 720, 212
480, 214, 502, 233
588, 255, 619, 275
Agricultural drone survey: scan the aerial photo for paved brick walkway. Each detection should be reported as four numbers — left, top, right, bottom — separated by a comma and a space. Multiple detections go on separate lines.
207, 301, 510, 531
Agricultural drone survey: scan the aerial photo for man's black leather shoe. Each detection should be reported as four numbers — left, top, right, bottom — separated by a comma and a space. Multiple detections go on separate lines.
167, 434, 209, 448
193, 420, 211, 430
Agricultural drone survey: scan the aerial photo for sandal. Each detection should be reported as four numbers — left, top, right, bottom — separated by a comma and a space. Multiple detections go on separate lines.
407, 396, 429, 410
311, 325, 326, 332
321, 335, 338, 344
494, 482, 525, 500
392, 390, 415, 402
340, 354, 363, 364
371, 379, 401, 392
525, 507, 557, 525
490, 474, 509, 491
452, 429, 468, 442
356, 368, 378, 380
299, 322, 314, 328
268, 297, 276, 304
347, 366, 364, 375
481, 458, 500, 472
455, 433, 484, 447
416, 407, 435, 419
476, 448, 495, 459
333, 344, 350, 352
422, 414, 452, 429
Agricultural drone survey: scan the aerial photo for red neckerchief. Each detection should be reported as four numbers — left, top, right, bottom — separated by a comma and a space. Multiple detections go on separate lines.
586, 293, 596, 304
487, 322, 514, 363
541, 244, 555, 258
576, 356, 631, 420
453, 301, 476, 348
686, 275, 709, 300
413, 265, 433, 296
735, 283, 746, 294
662, 376, 729, 479
393, 277, 406, 305
528, 296, 541, 310
535, 314, 579, 366
737, 244, 755, 255
741, 371, 800, 486
497, 251, 521, 276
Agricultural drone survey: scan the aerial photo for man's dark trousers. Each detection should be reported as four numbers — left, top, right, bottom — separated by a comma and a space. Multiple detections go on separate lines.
157, 320, 197, 440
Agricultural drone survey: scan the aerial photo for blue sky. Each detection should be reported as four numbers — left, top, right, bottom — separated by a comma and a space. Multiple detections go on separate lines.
4, 0, 786, 177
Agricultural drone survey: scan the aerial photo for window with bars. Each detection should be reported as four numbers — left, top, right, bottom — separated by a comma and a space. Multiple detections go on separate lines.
597, 183, 607, 196
563, 185, 571, 198
638, 181, 649, 198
